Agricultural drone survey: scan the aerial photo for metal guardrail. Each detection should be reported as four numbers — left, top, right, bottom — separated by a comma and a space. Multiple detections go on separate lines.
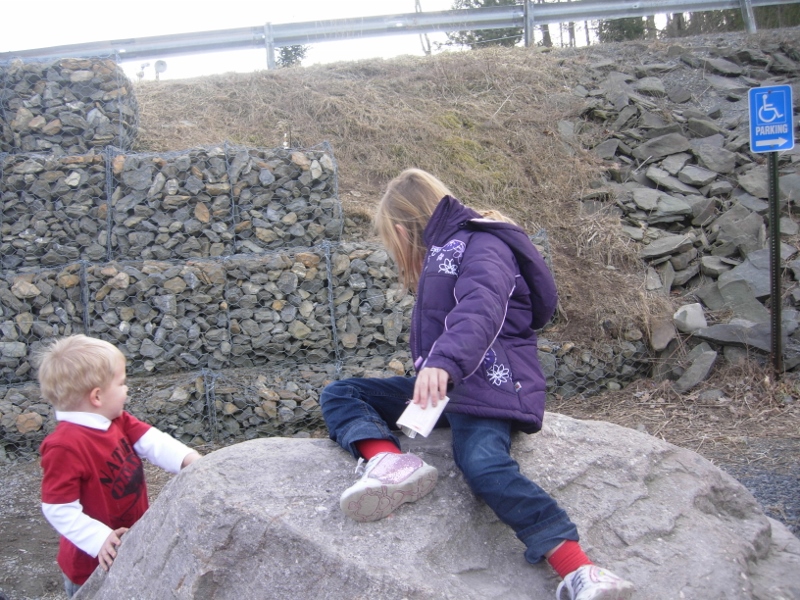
0, 0, 797, 68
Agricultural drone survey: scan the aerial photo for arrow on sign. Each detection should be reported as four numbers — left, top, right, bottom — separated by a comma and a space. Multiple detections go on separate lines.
755, 137, 790, 147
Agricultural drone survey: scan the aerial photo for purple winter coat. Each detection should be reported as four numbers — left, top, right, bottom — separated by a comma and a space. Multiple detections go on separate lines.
409, 195, 558, 433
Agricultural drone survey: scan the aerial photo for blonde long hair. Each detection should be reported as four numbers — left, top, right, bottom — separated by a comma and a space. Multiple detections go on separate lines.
375, 168, 451, 290
477, 209, 517, 225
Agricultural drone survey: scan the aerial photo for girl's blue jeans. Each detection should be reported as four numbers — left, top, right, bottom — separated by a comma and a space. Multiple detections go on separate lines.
320, 376, 579, 564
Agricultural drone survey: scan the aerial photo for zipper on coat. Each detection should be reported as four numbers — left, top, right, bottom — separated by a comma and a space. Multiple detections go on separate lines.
413, 250, 433, 365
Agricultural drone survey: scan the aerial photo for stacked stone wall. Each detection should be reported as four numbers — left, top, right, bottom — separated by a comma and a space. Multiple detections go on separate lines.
0, 142, 343, 379
0, 57, 137, 155
0, 227, 650, 460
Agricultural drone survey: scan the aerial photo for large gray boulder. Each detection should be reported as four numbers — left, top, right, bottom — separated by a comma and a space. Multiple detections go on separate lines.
76, 414, 800, 600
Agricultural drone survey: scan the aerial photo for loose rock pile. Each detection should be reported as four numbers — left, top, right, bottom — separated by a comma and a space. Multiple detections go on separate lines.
566, 31, 800, 387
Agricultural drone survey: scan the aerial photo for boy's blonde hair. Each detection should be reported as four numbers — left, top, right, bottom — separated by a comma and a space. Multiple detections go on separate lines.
36, 335, 125, 411
375, 168, 452, 290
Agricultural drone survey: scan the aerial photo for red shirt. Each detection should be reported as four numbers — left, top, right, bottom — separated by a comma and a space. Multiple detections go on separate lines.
40, 412, 151, 584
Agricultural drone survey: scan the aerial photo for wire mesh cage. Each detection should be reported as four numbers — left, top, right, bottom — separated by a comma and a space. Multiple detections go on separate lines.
227, 144, 342, 251
1, 152, 109, 268
223, 249, 336, 368
108, 143, 342, 260
330, 241, 414, 360
0, 235, 653, 463
0, 265, 86, 385
0, 142, 336, 378
110, 147, 238, 260
0, 57, 138, 155
85, 258, 229, 374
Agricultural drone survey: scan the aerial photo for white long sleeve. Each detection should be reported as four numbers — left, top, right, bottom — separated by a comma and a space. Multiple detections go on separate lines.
133, 427, 194, 474
41, 500, 112, 558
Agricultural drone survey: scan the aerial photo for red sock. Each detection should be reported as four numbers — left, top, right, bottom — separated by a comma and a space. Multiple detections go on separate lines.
547, 540, 593, 579
355, 439, 401, 460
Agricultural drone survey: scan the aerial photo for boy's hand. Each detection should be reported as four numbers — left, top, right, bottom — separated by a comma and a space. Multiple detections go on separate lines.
98, 527, 128, 571
181, 451, 201, 469
413, 367, 450, 408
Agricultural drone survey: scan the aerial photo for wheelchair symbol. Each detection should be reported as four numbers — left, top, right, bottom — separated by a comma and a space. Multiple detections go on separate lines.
757, 91, 785, 123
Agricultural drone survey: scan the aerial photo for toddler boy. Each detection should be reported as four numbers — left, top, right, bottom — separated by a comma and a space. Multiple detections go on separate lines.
37, 335, 201, 597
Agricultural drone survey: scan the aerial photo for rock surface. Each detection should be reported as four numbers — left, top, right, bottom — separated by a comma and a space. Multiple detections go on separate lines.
76, 414, 800, 600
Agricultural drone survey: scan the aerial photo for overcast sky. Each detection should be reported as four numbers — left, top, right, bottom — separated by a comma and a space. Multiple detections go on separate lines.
1, 0, 461, 80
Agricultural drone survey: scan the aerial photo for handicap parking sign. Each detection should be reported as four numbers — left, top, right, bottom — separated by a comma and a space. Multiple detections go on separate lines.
749, 85, 795, 153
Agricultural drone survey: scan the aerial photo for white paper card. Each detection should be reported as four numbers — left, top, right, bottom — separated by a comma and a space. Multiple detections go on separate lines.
396, 396, 449, 438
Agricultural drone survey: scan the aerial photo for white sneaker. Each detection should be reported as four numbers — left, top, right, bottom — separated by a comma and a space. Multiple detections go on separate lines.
556, 565, 635, 600
340, 452, 438, 522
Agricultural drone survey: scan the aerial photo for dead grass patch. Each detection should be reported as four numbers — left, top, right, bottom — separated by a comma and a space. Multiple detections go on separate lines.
134, 46, 654, 342
550, 360, 800, 472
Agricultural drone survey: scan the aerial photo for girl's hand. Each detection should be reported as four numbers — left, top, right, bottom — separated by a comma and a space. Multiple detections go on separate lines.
98, 527, 128, 571
413, 367, 450, 408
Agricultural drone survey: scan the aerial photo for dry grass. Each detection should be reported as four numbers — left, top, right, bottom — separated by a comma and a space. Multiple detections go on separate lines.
574, 210, 642, 272
133, 47, 642, 341
135, 49, 596, 205
550, 359, 800, 469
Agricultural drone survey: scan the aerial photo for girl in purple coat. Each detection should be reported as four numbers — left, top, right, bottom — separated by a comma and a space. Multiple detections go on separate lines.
320, 169, 634, 600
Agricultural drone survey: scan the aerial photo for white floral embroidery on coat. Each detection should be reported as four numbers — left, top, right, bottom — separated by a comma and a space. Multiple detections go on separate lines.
429, 239, 466, 277
442, 239, 466, 259
439, 258, 458, 275
487, 363, 510, 386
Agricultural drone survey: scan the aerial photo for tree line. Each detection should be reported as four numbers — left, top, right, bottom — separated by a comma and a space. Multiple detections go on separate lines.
277, 0, 800, 67
448, 0, 800, 49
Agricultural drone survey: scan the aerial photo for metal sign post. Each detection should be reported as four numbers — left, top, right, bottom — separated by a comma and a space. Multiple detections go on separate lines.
749, 84, 795, 376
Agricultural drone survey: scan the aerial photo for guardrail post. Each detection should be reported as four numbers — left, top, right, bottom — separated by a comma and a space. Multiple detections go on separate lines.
740, 0, 757, 33
524, 0, 534, 48
264, 22, 276, 69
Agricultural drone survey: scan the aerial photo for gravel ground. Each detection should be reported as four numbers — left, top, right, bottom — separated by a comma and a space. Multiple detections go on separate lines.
0, 460, 174, 600
711, 438, 800, 537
